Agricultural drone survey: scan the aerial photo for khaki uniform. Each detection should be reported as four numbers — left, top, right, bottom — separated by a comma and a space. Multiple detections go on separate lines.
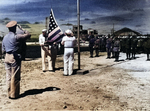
39, 33, 57, 71
5, 53, 21, 98
2, 21, 31, 99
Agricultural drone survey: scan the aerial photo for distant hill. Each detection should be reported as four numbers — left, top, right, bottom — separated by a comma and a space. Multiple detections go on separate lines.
0, 18, 31, 25
0, 18, 10, 25
20, 24, 31, 28
61, 23, 73, 26
17, 21, 30, 24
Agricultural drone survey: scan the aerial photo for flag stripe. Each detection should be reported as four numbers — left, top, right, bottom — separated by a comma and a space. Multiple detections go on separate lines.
48, 28, 61, 40
47, 31, 63, 42
54, 34, 65, 42
48, 27, 60, 37
47, 9, 64, 43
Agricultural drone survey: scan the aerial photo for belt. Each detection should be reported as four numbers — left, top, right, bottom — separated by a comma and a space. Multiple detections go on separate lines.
64, 47, 73, 48
6, 51, 14, 54
44, 45, 49, 47
6, 51, 21, 57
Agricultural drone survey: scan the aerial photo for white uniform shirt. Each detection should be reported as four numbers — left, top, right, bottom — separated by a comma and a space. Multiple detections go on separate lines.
39, 34, 45, 45
61, 36, 76, 48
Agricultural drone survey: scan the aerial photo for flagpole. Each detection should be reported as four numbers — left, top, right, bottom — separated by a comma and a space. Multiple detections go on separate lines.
77, 0, 80, 70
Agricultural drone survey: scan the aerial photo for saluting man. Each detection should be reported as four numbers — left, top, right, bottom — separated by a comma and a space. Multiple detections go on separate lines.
2, 21, 31, 99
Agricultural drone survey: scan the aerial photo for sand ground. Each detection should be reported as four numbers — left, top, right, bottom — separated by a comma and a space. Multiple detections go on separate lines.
0, 51, 150, 111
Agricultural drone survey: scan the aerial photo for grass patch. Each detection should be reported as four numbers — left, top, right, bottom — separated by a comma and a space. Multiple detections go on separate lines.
24, 23, 45, 42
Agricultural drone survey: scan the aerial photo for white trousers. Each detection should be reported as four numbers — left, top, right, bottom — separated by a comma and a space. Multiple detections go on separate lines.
64, 48, 74, 75
41, 46, 57, 71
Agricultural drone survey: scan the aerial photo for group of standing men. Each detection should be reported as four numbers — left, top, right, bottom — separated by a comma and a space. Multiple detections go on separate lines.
88, 33, 143, 62
39, 29, 76, 76
105, 35, 139, 61
106, 35, 120, 62
2, 20, 76, 99
2, 21, 149, 100
88, 32, 120, 62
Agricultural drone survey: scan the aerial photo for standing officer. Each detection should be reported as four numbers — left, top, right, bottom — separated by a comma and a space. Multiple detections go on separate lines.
125, 35, 131, 60
94, 36, 100, 57
131, 36, 138, 59
111, 36, 115, 58
2, 21, 31, 99
113, 37, 120, 62
61, 29, 76, 76
88, 31, 95, 58
106, 34, 112, 59
143, 37, 150, 61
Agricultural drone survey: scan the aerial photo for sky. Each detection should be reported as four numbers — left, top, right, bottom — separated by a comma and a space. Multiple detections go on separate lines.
0, 0, 150, 35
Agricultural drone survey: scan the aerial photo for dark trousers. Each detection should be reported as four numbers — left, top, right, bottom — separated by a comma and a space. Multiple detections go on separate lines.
131, 48, 136, 58
126, 48, 131, 59
114, 52, 119, 61
106, 48, 111, 58
89, 47, 94, 57
147, 53, 149, 60
95, 48, 99, 56
145, 48, 150, 60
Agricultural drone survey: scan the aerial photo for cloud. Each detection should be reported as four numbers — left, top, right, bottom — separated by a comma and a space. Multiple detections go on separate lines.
0, 0, 46, 6
0, 0, 150, 34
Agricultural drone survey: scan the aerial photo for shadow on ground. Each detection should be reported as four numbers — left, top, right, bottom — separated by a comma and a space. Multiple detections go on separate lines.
19, 87, 61, 99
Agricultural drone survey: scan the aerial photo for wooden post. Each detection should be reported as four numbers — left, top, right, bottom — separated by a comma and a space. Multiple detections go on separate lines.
45, 17, 48, 29
77, 0, 80, 70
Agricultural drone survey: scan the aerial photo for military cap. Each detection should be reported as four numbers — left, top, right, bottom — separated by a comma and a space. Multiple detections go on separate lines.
65, 29, 73, 34
42, 29, 47, 32
6, 21, 17, 28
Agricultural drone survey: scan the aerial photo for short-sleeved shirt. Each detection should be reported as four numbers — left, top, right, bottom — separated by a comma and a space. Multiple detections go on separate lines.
39, 34, 46, 45
2, 31, 30, 53
61, 36, 76, 48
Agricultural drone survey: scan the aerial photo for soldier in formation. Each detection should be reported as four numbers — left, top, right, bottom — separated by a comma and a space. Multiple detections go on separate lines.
131, 36, 138, 59
94, 36, 100, 57
88, 31, 95, 58
113, 37, 120, 62
143, 37, 150, 61
99, 35, 106, 52
106, 34, 112, 59
125, 35, 131, 60
111, 37, 115, 58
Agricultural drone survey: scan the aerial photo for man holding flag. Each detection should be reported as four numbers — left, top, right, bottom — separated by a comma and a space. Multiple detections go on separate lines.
45, 9, 64, 72
39, 29, 52, 72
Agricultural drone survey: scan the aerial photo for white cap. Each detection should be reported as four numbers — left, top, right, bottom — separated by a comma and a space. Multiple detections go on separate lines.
42, 29, 47, 32
65, 29, 72, 34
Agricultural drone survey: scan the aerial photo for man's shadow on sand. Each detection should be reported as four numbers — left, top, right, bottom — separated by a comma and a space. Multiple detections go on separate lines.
19, 87, 61, 99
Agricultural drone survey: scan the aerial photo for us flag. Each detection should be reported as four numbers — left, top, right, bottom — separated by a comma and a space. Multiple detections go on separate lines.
47, 9, 65, 43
